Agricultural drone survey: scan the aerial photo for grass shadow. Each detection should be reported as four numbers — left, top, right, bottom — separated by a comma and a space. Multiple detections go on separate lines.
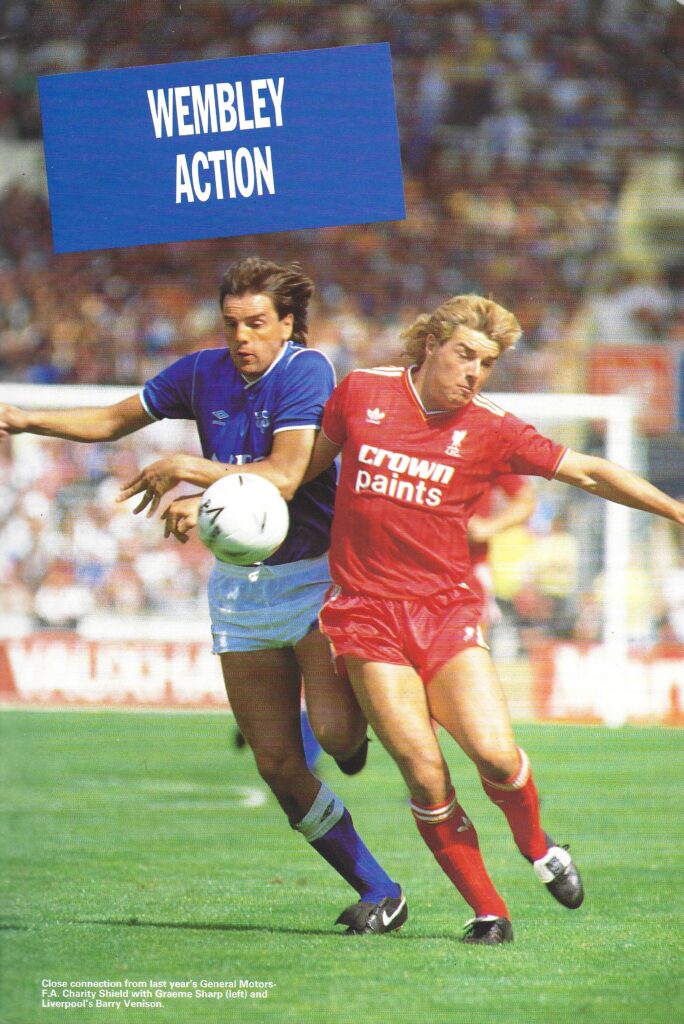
73, 917, 459, 941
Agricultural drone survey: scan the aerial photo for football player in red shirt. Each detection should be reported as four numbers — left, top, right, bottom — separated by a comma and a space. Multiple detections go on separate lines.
306, 293, 684, 944
467, 473, 537, 634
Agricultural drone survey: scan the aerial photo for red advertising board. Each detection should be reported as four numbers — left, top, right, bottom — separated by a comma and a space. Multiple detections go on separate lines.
0, 634, 226, 708
528, 638, 684, 726
588, 345, 675, 435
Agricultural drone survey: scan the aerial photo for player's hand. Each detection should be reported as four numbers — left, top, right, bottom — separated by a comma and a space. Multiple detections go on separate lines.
117, 455, 188, 517
466, 515, 495, 544
161, 494, 202, 543
0, 404, 29, 438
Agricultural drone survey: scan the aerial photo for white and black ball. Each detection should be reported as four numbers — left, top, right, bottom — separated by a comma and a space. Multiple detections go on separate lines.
197, 473, 289, 565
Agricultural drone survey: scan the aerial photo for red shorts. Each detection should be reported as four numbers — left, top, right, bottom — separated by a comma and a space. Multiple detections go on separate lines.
319, 582, 488, 685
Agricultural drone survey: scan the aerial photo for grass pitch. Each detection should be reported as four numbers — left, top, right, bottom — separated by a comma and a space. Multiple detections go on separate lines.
1, 710, 682, 1024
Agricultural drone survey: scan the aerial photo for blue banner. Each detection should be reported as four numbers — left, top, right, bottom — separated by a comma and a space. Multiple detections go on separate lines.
39, 44, 405, 253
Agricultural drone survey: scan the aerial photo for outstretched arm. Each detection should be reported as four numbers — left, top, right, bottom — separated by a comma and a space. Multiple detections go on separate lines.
468, 482, 537, 545
556, 450, 684, 525
0, 395, 152, 442
119, 426, 321, 516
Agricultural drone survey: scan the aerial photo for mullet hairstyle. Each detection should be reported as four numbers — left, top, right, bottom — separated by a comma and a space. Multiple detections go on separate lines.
219, 257, 315, 345
401, 294, 522, 367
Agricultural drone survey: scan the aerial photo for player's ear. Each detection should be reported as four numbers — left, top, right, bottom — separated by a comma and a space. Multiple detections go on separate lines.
280, 312, 294, 341
425, 333, 438, 356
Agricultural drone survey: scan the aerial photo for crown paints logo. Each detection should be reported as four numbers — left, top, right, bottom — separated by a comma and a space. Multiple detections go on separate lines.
353, 443, 455, 509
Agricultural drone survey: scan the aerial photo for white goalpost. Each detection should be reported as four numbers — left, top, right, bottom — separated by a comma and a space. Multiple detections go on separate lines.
488, 391, 636, 664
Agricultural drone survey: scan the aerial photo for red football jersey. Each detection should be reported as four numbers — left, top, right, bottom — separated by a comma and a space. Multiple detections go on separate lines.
322, 366, 566, 599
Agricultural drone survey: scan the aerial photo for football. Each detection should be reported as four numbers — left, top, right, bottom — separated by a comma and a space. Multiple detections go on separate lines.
197, 473, 289, 565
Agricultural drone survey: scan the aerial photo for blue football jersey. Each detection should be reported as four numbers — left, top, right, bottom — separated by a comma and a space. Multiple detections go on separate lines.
140, 342, 337, 564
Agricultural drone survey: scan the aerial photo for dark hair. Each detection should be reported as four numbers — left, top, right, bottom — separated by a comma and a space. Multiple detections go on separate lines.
219, 258, 315, 345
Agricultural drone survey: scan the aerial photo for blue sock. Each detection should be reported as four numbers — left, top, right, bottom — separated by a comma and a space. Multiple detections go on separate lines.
293, 783, 400, 903
312, 811, 401, 903
300, 710, 323, 772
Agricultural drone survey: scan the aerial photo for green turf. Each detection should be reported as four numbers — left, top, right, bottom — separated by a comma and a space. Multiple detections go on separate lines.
1, 711, 682, 1024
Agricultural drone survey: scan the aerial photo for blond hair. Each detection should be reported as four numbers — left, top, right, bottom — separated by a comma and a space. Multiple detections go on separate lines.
401, 294, 522, 366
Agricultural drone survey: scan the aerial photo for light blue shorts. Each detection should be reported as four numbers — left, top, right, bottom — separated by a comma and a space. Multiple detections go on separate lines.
208, 552, 331, 654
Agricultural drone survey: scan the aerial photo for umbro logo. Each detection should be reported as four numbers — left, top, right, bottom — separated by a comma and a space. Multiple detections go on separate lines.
212, 409, 230, 425
365, 407, 386, 424
321, 800, 335, 822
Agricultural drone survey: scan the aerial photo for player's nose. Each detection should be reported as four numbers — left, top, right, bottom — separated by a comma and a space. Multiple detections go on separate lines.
465, 358, 481, 382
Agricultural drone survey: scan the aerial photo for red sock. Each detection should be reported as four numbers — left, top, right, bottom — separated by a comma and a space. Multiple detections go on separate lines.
411, 790, 509, 919
480, 748, 547, 862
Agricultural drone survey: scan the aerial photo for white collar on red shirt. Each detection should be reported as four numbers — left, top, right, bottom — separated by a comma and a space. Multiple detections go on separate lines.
405, 364, 456, 417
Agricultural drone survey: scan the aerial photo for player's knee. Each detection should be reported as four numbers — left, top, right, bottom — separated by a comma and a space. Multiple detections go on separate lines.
313, 718, 366, 759
253, 749, 306, 796
396, 750, 447, 805
474, 745, 520, 783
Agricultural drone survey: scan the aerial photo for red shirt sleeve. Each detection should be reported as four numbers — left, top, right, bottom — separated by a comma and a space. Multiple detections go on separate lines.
321, 374, 351, 446
497, 414, 566, 479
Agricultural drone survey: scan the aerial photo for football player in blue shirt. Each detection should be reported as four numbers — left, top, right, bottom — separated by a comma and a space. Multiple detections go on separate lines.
0, 258, 406, 936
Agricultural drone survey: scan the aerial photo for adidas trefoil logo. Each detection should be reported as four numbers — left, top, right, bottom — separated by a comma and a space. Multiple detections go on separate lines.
366, 407, 386, 425
457, 815, 472, 832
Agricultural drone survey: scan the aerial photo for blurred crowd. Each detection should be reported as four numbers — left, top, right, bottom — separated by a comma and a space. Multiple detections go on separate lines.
2, 429, 683, 655
1, 0, 684, 648
0, 427, 212, 632
2, 0, 683, 389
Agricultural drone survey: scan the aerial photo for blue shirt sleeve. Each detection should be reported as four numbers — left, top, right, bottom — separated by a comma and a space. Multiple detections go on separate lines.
272, 348, 335, 432
140, 352, 199, 421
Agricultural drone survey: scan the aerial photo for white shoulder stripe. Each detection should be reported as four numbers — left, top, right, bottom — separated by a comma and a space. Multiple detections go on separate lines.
473, 394, 506, 417
272, 424, 319, 434
354, 366, 404, 377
